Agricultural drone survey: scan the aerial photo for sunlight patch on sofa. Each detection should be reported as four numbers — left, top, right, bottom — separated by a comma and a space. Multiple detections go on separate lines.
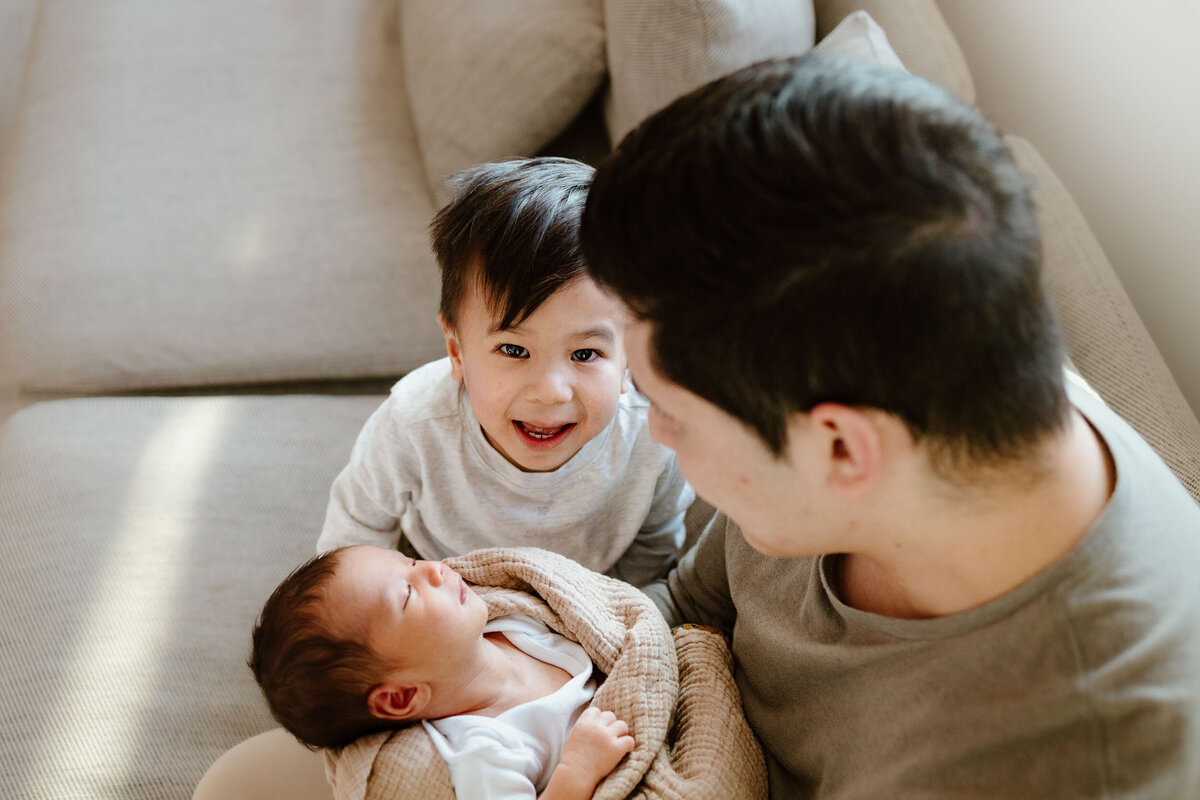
26, 399, 232, 797
230, 222, 266, 274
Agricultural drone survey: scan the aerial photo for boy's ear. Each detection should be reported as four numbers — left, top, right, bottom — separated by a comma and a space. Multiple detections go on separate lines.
621, 368, 631, 395
804, 403, 882, 494
437, 315, 465, 382
367, 682, 430, 722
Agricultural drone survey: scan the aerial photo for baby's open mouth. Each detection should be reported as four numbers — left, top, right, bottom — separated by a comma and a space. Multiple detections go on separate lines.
513, 420, 575, 444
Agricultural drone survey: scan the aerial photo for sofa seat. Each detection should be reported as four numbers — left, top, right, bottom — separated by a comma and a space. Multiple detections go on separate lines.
0, 394, 378, 798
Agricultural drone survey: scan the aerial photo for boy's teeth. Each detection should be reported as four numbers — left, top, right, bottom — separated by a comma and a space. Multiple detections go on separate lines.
521, 423, 565, 439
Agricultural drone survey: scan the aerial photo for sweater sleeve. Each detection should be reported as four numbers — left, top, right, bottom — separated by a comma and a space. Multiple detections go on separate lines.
316, 393, 417, 554
641, 511, 736, 634
607, 453, 695, 588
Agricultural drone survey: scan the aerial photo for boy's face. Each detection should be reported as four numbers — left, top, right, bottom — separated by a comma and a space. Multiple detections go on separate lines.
323, 545, 488, 680
441, 274, 630, 472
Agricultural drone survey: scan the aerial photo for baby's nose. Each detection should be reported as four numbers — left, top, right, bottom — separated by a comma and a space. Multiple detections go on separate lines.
422, 561, 444, 587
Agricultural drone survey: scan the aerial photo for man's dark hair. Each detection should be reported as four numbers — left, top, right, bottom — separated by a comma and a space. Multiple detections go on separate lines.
432, 157, 595, 331
248, 548, 397, 749
581, 52, 1069, 474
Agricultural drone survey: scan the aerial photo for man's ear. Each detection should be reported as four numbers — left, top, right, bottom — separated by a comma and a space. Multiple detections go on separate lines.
366, 682, 430, 722
806, 403, 882, 493
438, 315, 464, 382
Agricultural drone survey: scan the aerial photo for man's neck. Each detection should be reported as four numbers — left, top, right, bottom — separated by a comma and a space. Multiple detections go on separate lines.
836, 410, 1115, 619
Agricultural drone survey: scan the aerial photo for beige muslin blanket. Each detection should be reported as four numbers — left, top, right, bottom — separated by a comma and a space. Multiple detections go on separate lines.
324, 547, 767, 800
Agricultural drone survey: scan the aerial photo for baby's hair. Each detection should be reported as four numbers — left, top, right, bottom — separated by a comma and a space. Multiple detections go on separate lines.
432, 157, 595, 332
249, 547, 398, 749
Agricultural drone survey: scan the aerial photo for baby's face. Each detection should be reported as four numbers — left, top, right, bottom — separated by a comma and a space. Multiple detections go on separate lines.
442, 275, 630, 472
324, 545, 487, 679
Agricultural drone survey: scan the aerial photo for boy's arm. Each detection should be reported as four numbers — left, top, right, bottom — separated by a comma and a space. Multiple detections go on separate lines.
641, 511, 736, 634
608, 456, 695, 587
539, 708, 634, 800
316, 396, 416, 554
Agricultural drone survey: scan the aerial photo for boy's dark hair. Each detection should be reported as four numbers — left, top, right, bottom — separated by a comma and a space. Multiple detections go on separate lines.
581, 53, 1069, 475
432, 157, 595, 331
249, 548, 396, 750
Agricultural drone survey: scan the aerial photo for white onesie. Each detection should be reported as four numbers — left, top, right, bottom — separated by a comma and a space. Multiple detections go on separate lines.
421, 615, 596, 800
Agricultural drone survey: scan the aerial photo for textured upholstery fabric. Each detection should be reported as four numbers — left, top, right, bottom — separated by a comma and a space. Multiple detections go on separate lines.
401, 0, 606, 206
813, 0, 975, 103
0, 394, 380, 799
1012, 135, 1200, 503
0, 0, 446, 393
603, 0, 816, 144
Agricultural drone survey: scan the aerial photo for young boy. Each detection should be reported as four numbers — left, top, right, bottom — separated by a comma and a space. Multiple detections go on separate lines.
317, 158, 693, 588
250, 544, 635, 800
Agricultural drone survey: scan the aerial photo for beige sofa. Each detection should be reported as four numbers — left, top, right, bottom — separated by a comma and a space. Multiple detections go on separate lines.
2, 1, 1197, 798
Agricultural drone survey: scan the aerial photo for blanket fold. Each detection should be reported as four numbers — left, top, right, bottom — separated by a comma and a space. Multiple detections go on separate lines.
324, 547, 766, 800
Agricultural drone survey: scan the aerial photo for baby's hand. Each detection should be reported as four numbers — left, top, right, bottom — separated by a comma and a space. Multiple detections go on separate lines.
542, 708, 635, 799
564, 707, 635, 775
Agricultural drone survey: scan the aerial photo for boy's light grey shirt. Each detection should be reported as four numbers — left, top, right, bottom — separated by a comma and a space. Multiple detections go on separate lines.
318, 358, 694, 587
645, 382, 1200, 798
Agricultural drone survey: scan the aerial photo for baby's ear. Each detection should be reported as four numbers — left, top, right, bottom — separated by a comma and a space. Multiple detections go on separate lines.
621, 368, 631, 395
438, 315, 465, 382
367, 682, 430, 721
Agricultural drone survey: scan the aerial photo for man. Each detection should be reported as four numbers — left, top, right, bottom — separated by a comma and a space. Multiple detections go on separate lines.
580, 52, 1200, 798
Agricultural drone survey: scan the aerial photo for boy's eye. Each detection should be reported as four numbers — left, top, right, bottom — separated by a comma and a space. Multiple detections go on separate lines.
498, 343, 528, 358
572, 348, 599, 362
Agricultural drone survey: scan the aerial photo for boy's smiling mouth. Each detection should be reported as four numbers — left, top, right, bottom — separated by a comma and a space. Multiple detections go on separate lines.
513, 421, 575, 448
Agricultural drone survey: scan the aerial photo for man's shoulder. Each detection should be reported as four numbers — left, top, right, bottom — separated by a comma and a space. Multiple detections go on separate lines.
1068, 376, 1200, 530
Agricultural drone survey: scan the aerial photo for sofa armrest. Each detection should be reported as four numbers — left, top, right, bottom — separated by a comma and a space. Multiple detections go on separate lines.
1009, 135, 1200, 503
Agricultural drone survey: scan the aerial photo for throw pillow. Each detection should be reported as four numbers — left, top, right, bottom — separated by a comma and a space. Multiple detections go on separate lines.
604, 0, 816, 145
812, 9, 907, 72
401, 0, 606, 205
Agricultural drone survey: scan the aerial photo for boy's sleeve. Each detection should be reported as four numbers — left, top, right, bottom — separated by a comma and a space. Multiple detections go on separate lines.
316, 394, 418, 554
607, 453, 695, 588
641, 511, 736, 634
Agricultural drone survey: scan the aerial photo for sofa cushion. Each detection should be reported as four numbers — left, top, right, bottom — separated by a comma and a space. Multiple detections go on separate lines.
0, 0, 447, 393
1010, 136, 1200, 502
812, 9, 906, 71
401, 0, 606, 206
603, 0, 817, 145
813, 0, 974, 104
0, 393, 381, 798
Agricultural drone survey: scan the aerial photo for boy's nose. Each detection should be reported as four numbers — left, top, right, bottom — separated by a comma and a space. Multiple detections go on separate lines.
526, 363, 572, 404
